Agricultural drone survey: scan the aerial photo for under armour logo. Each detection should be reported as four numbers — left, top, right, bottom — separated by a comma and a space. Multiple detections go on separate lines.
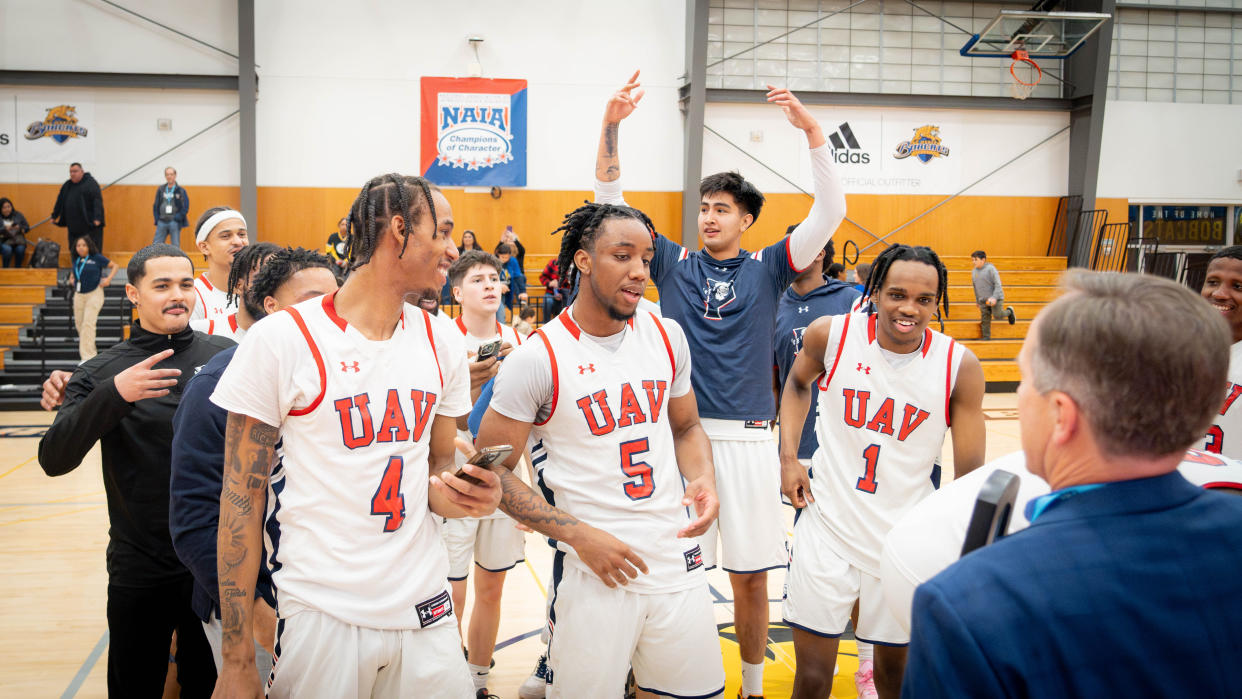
856, 363, 871, 374
798, 305, 810, 313
340, 361, 360, 373
578, 364, 596, 374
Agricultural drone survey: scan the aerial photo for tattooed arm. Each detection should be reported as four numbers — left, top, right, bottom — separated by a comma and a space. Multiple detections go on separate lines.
214, 412, 277, 699
475, 407, 648, 588
595, 70, 644, 189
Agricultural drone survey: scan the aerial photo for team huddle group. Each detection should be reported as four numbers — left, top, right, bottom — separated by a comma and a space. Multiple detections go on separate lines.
36, 75, 1242, 699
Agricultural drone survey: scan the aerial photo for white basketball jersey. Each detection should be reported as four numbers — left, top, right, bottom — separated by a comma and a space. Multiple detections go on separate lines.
530, 311, 704, 594
214, 292, 467, 630
190, 273, 235, 321
454, 315, 522, 520
810, 311, 964, 575
1203, 340, 1242, 459
190, 312, 244, 342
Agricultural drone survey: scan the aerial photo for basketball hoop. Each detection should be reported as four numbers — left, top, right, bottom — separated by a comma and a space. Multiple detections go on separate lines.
1009, 50, 1042, 100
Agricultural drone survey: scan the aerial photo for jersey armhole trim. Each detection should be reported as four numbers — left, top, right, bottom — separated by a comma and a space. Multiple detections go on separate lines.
422, 310, 444, 389
821, 313, 852, 390
286, 307, 327, 417
648, 312, 676, 379
944, 339, 957, 427
783, 236, 803, 273
534, 329, 558, 426
206, 320, 215, 335
1203, 481, 1242, 490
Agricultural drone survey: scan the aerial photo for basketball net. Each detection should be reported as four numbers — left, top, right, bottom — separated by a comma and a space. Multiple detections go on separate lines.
1009, 49, 1042, 100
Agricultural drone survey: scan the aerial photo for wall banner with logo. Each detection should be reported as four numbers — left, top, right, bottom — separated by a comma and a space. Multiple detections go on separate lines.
420, 77, 527, 187
11, 99, 96, 163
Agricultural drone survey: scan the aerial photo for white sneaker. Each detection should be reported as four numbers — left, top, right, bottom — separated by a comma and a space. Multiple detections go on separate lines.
518, 653, 549, 699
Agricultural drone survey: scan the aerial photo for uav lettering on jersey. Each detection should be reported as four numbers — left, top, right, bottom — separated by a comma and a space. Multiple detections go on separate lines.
574, 380, 669, 436
702, 278, 737, 320
840, 389, 931, 441
334, 389, 439, 450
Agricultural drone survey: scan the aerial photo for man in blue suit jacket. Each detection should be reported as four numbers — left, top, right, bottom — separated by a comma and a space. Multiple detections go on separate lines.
903, 269, 1242, 699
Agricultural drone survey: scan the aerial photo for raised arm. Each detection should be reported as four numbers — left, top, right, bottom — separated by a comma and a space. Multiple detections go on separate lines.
778, 316, 833, 507
215, 412, 278, 698
948, 349, 987, 478
476, 407, 649, 587
666, 390, 718, 538
595, 70, 643, 203
767, 86, 846, 272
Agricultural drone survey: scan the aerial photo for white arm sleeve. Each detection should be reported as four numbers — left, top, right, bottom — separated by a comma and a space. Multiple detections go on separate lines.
787, 144, 847, 271
594, 177, 629, 207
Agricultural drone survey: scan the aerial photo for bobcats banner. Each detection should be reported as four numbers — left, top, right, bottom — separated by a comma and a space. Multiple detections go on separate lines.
420, 77, 527, 187
14, 99, 96, 164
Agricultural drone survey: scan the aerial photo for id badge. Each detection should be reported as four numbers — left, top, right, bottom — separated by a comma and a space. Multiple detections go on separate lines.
165, 204, 174, 214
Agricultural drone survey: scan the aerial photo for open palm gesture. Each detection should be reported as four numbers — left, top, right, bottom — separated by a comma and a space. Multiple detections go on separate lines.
604, 70, 645, 123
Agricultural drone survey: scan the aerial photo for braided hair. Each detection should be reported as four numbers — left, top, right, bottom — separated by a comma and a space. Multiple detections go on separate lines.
344, 174, 439, 270
246, 247, 336, 321
551, 202, 655, 297
864, 243, 951, 318
225, 241, 281, 310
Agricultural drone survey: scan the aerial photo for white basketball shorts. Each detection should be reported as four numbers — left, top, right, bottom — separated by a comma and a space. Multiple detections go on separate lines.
441, 516, 526, 580
698, 435, 788, 573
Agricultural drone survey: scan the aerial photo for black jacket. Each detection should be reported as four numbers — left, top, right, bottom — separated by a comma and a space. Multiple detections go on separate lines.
52, 172, 105, 233
38, 321, 235, 587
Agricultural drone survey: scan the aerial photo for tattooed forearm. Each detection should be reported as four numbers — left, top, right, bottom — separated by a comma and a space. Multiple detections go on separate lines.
604, 122, 617, 157
217, 412, 273, 663
249, 423, 278, 447
498, 468, 581, 533
223, 488, 253, 517
596, 122, 622, 182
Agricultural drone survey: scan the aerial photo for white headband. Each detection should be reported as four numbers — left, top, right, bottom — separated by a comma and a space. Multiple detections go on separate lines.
195, 209, 247, 243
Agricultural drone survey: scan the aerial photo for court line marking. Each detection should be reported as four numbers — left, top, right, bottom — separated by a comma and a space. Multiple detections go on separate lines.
62, 630, 108, 699
0, 455, 37, 480
523, 558, 547, 598
0, 504, 104, 527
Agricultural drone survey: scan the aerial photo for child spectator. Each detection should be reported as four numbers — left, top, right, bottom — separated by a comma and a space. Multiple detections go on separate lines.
971, 250, 1016, 340
494, 242, 526, 321
513, 305, 537, 337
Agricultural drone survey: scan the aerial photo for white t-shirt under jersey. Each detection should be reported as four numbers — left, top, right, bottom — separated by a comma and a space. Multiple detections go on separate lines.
191, 273, 236, 322
211, 292, 471, 630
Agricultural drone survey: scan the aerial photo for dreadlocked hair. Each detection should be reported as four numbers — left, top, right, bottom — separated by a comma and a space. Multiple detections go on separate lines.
551, 201, 655, 297
1209, 245, 1242, 264
226, 242, 281, 308
344, 174, 439, 270
246, 247, 336, 320
864, 243, 951, 318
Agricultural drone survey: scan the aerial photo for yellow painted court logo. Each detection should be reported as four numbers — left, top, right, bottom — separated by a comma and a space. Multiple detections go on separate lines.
25, 105, 89, 144
893, 125, 949, 163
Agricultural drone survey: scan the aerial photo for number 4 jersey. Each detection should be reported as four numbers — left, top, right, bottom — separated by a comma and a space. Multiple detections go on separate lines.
1202, 340, 1242, 459
211, 291, 471, 630
810, 311, 965, 576
489, 309, 704, 594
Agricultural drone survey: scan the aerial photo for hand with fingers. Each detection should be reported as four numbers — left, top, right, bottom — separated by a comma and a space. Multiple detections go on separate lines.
678, 476, 719, 538
780, 455, 814, 509
40, 370, 74, 411
113, 349, 181, 403
604, 70, 645, 124
430, 464, 502, 518
766, 84, 824, 146
572, 526, 648, 588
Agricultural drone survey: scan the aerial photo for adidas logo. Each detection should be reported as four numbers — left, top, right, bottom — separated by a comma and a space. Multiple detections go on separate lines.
828, 122, 871, 164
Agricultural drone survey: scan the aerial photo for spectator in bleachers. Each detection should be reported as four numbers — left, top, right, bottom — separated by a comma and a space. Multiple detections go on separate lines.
902, 270, 1242, 698
324, 216, 349, 272
494, 242, 526, 322
826, 261, 846, 282
0, 197, 30, 267
971, 250, 1016, 340
540, 258, 564, 320
152, 167, 190, 247
853, 261, 870, 294
52, 162, 105, 257
70, 235, 117, 362
460, 229, 484, 252
513, 305, 537, 337
497, 225, 526, 270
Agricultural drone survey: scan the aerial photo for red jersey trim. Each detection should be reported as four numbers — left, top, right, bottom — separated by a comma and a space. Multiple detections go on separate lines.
922, 327, 933, 358
422, 310, 444, 389
867, 312, 877, 343
1202, 481, 1242, 490
649, 312, 676, 378
198, 272, 215, 291
557, 311, 581, 340
285, 307, 326, 417
206, 320, 215, 335
534, 329, 558, 426
944, 339, 957, 427
227, 313, 239, 334
321, 291, 348, 332
821, 313, 852, 391
784, 237, 802, 273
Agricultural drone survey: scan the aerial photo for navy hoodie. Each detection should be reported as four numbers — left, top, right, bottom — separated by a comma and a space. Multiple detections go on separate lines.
774, 277, 862, 460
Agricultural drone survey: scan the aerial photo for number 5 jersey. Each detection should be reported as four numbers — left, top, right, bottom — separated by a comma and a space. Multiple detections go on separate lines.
810, 311, 965, 576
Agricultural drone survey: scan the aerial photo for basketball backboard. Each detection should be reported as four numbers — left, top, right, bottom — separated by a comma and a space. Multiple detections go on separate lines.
961, 10, 1111, 59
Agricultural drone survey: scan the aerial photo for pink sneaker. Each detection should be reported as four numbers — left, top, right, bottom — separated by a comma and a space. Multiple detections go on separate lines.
855, 659, 879, 699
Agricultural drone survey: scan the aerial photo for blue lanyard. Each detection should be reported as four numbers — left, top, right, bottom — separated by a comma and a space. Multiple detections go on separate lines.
74, 257, 87, 279
1026, 483, 1105, 523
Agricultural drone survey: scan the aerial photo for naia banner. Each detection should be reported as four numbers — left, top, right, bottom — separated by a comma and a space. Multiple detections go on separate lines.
420, 77, 527, 187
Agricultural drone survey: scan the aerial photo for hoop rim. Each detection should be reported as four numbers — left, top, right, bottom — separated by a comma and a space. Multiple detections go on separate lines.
1009, 50, 1043, 87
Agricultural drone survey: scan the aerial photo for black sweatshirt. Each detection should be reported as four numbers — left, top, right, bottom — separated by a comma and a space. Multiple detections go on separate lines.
38, 321, 235, 587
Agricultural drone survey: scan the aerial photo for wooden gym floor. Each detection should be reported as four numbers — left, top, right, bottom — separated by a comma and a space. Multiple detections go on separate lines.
0, 394, 1021, 698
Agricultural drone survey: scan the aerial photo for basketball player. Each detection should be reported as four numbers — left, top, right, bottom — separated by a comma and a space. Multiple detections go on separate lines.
189, 242, 280, 342
443, 249, 526, 695
595, 71, 845, 699
171, 247, 339, 680
778, 244, 986, 699
1201, 245, 1242, 458
210, 174, 500, 698
190, 207, 250, 321
475, 202, 724, 698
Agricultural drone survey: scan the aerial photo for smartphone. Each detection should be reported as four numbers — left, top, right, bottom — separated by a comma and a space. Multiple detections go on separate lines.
453, 444, 513, 485
476, 339, 503, 362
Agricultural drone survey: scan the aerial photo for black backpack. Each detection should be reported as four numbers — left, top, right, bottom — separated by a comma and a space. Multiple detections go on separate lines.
29, 239, 60, 268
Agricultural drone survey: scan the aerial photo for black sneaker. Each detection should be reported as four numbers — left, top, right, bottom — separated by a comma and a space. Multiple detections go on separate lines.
476, 690, 499, 699
1006, 306, 1017, 325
